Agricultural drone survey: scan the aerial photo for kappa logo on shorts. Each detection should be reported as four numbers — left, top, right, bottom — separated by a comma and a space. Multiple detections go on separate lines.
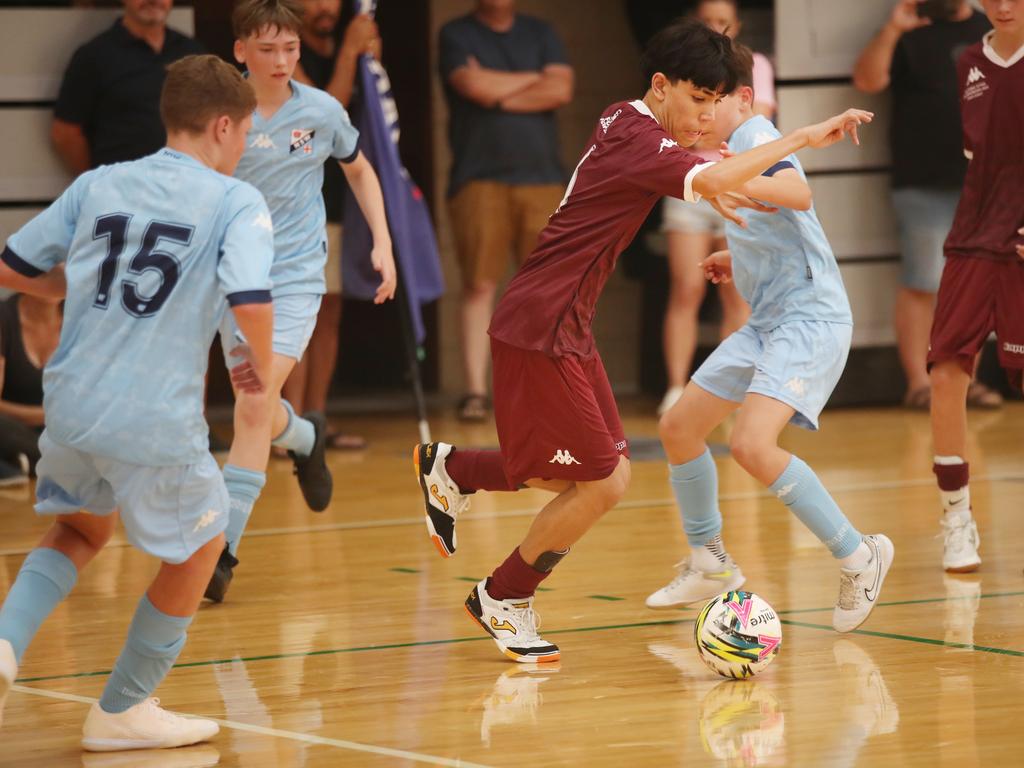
290, 128, 316, 154
549, 450, 582, 466
784, 377, 806, 398
192, 509, 221, 533
1003, 342, 1024, 355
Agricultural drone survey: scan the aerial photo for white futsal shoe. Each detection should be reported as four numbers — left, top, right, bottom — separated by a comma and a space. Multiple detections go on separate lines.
414, 442, 471, 558
645, 558, 745, 609
81, 698, 219, 752
941, 515, 981, 573
465, 580, 561, 663
0, 638, 16, 730
833, 534, 894, 633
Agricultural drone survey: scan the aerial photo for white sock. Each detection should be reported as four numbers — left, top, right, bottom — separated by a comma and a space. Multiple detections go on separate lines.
940, 487, 971, 523
840, 540, 872, 571
691, 534, 728, 571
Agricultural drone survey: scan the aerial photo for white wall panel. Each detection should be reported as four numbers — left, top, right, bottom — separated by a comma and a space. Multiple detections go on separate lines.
775, 0, 894, 79
0, 8, 194, 101
841, 261, 900, 347
809, 173, 899, 259
0, 108, 71, 200
0, 207, 45, 247
777, 85, 890, 172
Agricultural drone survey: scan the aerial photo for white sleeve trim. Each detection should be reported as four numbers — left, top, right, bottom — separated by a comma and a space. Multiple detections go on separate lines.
964, 148, 974, 160
684, 162, 714, 203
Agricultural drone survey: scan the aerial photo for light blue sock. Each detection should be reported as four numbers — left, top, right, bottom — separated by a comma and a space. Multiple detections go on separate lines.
670, 448, 722, 547
0, 548, 77, 663
271, 399, 316, 457
99, 595, 192, 714
770, 455, 863, 559
223, 464, 267, 557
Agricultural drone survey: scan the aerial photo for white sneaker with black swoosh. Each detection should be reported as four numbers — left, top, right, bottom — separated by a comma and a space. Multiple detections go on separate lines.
645, 557, 745, 609
941, 515, 980, 573
833, 534, 894, 633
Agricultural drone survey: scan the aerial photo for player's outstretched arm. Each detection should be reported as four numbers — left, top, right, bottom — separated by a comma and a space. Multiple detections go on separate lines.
340, 151, 397, 304
0, 259, 66, 300
692, 109, 873, 200
741, 168, 812, 211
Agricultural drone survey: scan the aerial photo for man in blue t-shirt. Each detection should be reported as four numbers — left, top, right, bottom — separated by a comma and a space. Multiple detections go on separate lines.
439, 0, 574, 422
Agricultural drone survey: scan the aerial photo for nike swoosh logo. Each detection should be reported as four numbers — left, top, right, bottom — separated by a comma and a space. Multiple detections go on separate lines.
863, 539, 882, 602
948, 497, 965, 507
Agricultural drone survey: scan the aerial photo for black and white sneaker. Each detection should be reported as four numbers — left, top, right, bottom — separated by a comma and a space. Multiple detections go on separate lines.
413, 442, 470, 558
291, 411, 333, 512
203, 545, 239, 604
465, 580, 561, 664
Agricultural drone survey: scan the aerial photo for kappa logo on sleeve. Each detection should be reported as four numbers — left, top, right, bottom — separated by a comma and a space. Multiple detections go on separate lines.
658, 137, 679, 154
290, 128, 316, 154
253, 213, 274, 233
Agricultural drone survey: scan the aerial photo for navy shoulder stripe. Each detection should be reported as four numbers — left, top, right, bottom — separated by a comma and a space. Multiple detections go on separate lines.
1, 246, 44, 278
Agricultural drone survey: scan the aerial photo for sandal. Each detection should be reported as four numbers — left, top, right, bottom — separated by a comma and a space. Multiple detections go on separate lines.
903, 386, 931, 411
327, 431, 368, 451
457, 394, 490, 422
966, 381, 1003, 410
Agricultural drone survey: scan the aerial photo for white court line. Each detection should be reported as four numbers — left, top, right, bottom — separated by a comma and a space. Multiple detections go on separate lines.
11, 684, 492, 768
0, 473, 1021, 558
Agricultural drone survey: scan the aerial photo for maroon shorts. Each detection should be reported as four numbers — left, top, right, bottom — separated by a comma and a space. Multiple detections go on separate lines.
928, 255, 1024, 388
491, 338, 629, 487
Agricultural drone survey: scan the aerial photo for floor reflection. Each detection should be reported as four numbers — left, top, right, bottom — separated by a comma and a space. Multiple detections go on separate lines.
478, 663, 561, 748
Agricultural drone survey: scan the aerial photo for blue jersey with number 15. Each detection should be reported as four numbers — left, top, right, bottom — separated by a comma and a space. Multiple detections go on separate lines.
2, 148, 275, 466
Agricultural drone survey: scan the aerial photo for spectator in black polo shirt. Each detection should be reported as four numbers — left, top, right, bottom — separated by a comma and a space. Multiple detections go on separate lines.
51, 0, 203, 175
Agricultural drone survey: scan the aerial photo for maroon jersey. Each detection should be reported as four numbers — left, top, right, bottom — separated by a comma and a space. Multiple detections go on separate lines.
489, 100, 709, 358
945, 34, 1024, 261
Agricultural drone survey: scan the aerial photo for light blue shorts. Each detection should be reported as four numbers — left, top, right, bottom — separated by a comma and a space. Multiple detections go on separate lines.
691, 321, 852, 430
891, 187, 960, 293
220, 293, 322, 364
33, 431, 229, 564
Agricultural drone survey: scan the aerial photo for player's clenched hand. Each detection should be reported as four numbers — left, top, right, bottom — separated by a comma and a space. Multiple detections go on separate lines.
708, 192, 777, 229
228, 345, 265, 395
1017, 227, 1024, 260
700, 250, 733, 284
803, 109, 874, 149
372, 242, 397, 304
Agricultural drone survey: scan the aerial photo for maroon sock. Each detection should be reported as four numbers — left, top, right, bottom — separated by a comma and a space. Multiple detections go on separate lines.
933, 461, 969, 491
446, 449, 516, 493
487, 548, 551, 600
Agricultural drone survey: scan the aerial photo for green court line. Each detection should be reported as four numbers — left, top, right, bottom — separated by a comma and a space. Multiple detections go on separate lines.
16, 591, 1024, 685
781, 619, 1024, 657
389, 567, 420, 574
588, 595, 625, 602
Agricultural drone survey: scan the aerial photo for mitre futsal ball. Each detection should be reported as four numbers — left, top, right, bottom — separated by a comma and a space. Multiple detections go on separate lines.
694, 591, 782, 679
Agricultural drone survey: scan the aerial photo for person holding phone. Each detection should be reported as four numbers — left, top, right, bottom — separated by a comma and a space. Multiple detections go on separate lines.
853, 0, 993, 410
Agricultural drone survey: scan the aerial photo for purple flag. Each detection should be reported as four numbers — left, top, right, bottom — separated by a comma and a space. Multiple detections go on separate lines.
342, 0, 444, 343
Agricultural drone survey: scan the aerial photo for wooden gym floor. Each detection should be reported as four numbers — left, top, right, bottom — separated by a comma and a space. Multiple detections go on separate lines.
1, 401, 1022, 767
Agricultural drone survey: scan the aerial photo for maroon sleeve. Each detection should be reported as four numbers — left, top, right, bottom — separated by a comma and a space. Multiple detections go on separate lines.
618, 119, 710, 201
955, 51, 973, 157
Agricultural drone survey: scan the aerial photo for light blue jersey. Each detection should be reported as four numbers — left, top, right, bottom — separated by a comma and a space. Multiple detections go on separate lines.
3, 148, 275, 466
235, 80, 360, 297
724, 115, 852, 330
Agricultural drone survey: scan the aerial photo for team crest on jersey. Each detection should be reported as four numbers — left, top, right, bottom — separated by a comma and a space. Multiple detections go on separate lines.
290, 128, 315, 154
964, 66, 989, 101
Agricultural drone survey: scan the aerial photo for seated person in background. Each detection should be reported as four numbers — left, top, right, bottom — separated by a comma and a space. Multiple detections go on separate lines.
0, 293, 62, 486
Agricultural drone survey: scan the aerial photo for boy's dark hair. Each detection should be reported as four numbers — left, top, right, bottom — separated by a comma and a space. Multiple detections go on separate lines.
162, 55, 257, 135
232, 0, 303, 40
640, 17, 742, 94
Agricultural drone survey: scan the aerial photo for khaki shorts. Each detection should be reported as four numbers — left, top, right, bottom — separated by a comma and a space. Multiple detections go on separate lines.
325, 222, 343, 295
448, 181, 565, 287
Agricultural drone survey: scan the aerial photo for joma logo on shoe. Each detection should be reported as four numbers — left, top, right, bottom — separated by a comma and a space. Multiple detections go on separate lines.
490, 617, 517, 634
429, 484, 449, 512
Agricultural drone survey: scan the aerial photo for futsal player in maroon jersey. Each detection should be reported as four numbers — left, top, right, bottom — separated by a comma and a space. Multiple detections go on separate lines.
928, 0, 1024, 574
415, 18, 874, 662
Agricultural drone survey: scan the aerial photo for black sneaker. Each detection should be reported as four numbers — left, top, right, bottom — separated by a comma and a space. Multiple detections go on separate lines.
204, 545, 239, 604
290, 411, 333, 512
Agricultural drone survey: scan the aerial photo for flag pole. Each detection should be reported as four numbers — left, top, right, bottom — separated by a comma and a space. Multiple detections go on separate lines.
394, 253, 432, 444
